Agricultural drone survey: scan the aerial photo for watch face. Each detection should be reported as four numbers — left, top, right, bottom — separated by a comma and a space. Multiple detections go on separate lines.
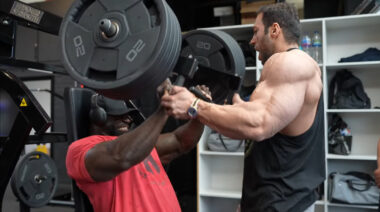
187, 107, 197, 117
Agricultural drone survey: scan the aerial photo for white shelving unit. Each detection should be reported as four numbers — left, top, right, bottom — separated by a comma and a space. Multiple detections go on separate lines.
197, 13, 380, 212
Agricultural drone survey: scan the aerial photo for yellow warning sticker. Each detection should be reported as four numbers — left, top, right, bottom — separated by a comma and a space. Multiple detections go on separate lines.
20, 98, 27, 107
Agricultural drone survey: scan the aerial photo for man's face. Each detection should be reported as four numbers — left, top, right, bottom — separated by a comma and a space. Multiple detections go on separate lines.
102, 114, 133, 136
250, 13, 274, 64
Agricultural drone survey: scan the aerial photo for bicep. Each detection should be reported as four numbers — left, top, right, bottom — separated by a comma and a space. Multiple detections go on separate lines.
85, 141, 126, 182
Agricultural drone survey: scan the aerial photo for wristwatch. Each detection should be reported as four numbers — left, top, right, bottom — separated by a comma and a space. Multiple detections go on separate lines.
187, 98, 200, 118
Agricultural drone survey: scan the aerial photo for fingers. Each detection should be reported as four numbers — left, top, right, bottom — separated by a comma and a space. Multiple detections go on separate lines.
196, 85, 212, 100
157, 78, 173, 97
160, 85, 196, 120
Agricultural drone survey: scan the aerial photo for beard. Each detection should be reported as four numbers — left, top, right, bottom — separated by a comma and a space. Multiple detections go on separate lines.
257, 34, 274, 65
260, 52, 271, 65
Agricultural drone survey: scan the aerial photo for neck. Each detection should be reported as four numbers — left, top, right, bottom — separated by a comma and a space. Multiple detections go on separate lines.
275, 42, 299, 53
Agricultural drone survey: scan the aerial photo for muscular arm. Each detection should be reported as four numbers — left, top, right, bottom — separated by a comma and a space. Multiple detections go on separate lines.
155, 119, 204, 164
162, 53, 315, 141
85, 107, 169, 182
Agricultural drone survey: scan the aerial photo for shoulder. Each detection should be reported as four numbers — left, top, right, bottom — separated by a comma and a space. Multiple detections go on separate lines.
68, 135, 115, 155
264, 50, 317, 83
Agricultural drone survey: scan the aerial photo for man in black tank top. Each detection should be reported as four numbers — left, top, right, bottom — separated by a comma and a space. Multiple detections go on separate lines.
161, 3, 325, 211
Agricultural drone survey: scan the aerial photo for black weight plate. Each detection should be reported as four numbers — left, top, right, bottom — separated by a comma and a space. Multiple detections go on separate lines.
125, 1, 152, 34
78, 1, 106, 33
61, 0, 182, 100
98, 0, 140, 11
11, 151, 58, 208
100, 0, 182, 99
63, 21, 95, 77
178, 29, 246, 104
211, 30, 246, 76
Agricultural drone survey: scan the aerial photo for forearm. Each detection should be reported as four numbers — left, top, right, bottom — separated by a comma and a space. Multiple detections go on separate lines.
174, 119, 204, 152
196, 100, 268, 141
156, 119, 204, 164
111, 107, 168, 169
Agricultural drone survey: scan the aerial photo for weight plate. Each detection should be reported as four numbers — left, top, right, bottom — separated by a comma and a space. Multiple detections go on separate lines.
60, 0, 181, 99
11, 151, 58, 208
179, 29, 246, 104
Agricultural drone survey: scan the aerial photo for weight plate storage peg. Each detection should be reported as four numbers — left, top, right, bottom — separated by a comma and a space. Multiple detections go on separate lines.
11, 151, 58, 208
179, 29, 246, 104
60, 0, 182, 99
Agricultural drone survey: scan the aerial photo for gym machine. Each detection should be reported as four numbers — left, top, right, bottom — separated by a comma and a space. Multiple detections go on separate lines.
0, 0, 246, 211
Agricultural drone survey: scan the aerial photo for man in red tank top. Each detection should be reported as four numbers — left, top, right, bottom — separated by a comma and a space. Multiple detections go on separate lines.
66, 83, 210, 212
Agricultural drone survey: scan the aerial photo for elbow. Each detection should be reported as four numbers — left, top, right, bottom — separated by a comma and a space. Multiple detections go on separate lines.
113, 153, 136, 172
246, 127, 267, 142
245, 116, 272, 142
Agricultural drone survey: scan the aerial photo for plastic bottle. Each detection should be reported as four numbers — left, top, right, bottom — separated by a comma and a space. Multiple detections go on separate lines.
301, 34, 312, 57
312, 31, 322, 63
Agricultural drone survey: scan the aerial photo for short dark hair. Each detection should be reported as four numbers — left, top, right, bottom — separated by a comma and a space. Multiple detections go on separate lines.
258, 3, 300, 44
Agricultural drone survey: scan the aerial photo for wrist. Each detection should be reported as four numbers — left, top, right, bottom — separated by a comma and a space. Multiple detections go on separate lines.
187, 98, 200, 119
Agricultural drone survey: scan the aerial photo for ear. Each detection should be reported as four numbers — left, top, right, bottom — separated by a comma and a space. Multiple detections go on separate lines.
270, 23, 281, 38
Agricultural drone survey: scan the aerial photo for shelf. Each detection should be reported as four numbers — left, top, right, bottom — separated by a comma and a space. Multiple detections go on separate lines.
325, 14, 380, 29
328, 202, 378, 209
327, 109, 380, 113
200, 24, 253, 31
326, 61, 380, 70
315, 200, 325, 205
200, 150, 244, 157
200, 188, 241, 199
327, 154, 376, 161
245, 66, 256, 71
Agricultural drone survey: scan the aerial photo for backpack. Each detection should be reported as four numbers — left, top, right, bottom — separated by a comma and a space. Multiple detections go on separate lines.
328, 70, 371, 109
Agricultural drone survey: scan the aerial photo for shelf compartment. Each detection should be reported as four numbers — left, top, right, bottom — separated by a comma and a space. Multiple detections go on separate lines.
326, 69, 380, 108
327, 113, 380, 156
328, 160, 376, 177
199, 196, 240, 212
198, 155, 244, 193
325, 14, 380, 65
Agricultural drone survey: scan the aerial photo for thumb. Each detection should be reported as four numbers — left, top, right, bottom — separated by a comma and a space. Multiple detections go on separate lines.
170, 85, 184, 94
232, 93, 243, 104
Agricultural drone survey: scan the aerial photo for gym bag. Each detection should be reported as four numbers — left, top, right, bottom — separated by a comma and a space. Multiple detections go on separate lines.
207, 131, 244, 152
329, 171, 380, 205
328, 70, 371, 109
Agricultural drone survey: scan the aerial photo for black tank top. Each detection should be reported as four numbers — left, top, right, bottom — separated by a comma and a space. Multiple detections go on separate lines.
241, 96, 325, 212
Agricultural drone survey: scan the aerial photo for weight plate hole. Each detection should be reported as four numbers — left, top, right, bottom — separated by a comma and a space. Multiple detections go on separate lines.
219, 48, 232, 70
88, 69, 117, 81
143, 0, 160, 27
72, 0, 95, 23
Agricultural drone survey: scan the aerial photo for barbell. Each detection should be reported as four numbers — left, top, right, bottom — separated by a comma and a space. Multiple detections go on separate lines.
60, 0, 245, 102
